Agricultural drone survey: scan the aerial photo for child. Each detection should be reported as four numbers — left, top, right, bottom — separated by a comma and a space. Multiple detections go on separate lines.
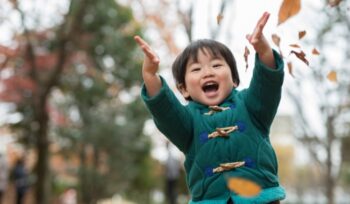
135, 12, 285, 203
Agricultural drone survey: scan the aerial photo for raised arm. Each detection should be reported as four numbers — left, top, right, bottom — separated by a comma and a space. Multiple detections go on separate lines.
134, 35, 162, 96
246, 12, 275, 69
136, 36, 193, 153
243, 12, 284, 134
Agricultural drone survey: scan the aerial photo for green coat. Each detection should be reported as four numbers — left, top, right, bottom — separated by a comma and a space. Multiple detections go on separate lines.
142, 50, 286, 203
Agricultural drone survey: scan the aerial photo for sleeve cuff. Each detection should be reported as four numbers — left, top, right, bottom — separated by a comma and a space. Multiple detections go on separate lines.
254, 49, 284, 84
141, 76, 173, 115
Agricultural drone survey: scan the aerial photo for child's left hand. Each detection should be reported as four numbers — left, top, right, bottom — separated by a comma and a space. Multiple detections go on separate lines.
246, 12, 275, 69
246, 12, 271, 54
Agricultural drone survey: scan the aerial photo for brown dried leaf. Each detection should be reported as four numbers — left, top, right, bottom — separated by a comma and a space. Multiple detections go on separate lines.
271, 34, 281, 47
289, 44, 301, 48
290, 50, 309, 66
278, 0, 301, 25
312, 48, 320, 55
217, 14, 224, 25
287, 62, 295, 77
244, 46, 250, 71
299, 30, 306, 40
327, 71, 337, 82
328, 0, 342, 7
9, 0, 18, 7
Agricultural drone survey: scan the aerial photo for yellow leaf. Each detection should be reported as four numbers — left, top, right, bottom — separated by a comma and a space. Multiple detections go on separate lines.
217, 14, 224, 25
278, 0, 301, 25
299, 30, 306, 40
327, 71, 337, 82
289, 44, 300, 48
271, 34, 281, 47
228, 177, 261, 197
312, 48, 320, 55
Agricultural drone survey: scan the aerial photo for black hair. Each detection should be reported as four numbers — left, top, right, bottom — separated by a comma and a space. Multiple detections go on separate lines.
172, 39, 239, 93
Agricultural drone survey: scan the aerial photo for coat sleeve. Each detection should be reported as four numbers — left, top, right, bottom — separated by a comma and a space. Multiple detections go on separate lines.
141, 77, 193, 153
243, 49, 284, 134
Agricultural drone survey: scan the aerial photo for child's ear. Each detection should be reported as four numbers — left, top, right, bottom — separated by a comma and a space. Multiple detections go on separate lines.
177, 83, 190, 99
233, 82, 238, 88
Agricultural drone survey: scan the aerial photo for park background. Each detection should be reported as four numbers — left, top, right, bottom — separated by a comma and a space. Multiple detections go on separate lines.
0, 0, 349, 203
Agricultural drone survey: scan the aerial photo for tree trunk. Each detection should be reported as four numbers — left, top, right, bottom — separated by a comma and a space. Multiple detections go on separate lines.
325, 117, 335, 204
35, 99, 50, 204
325, 147, 335, 204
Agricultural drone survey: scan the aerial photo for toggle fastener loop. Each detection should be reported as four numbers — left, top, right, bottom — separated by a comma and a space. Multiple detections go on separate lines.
213, 161, 246, 173
208, 126, 238, 138
204, 105, 231, 115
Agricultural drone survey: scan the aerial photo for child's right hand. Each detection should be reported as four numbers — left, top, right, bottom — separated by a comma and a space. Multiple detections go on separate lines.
134, 35, 162, 97
134, 36, 160, 75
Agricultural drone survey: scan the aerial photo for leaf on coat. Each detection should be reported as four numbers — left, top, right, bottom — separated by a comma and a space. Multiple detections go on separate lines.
298, 30, 306, 39
271, 34, 281, 47
328, 0, 342, 7
228, 177, 261, 197
327, 70, 337, 82
287, 62, 295, 77
244, 46, 250, 71
290, 50, 309, 66
289, 44, 301, 48
278, 0, 301, 25
312, 48, 320, 55
217, 14, 224, 25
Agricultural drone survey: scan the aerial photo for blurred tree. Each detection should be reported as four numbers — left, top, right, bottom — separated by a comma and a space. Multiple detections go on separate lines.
0, 0, 156, 203
54, 93, 155, 203
285, 1, 350, 203
129, 0, 233, 57
340, 136, 350, 189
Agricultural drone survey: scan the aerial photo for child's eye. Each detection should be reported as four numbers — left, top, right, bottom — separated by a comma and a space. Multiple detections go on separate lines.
191, 67, 201, 72
213, 64, 222, 68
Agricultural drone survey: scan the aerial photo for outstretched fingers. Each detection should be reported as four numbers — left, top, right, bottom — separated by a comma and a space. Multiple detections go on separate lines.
255, 12, 269, 35
247, 12, 270, 44
134, 36, 159, 64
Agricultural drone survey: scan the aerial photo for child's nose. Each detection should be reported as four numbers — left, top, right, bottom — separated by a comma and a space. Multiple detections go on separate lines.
203, 67, 214, 77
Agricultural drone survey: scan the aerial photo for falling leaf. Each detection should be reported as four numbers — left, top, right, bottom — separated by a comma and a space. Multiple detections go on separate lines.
298, 30, 306, 39
228, 177, 261, 197
9, 0, 18, 6
271, 34, 281, 47
244, 46, 250, 71
290, 50, 309, 66
217, 14, 224, 25
312, 48, 320, 55
278, 0, 301, 25
327, 70, 337, 82
328, 0, 342, 7
289, 44, 301, 48
287, 62, 295, 77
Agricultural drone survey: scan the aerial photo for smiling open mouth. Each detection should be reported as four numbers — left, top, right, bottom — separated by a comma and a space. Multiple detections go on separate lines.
202, 82, 219, 93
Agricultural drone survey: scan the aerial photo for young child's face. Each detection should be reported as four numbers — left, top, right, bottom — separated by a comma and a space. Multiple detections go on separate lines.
179, 49, 236, 106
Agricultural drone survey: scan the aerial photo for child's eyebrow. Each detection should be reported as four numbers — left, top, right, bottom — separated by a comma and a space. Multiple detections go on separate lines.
203, 50, 223, 61
187, 58, 199, 66
211, 56, 222, 60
